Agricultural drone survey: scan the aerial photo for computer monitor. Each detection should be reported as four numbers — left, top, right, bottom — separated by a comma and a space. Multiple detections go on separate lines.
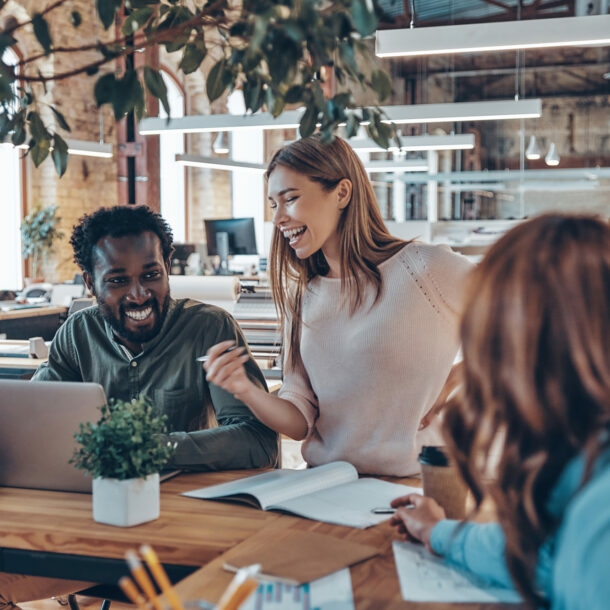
204, 218, 258, 256
204, 218, 258, 274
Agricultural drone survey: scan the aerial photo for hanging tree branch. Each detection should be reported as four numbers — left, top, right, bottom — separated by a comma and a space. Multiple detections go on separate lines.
0, 0, 396, 178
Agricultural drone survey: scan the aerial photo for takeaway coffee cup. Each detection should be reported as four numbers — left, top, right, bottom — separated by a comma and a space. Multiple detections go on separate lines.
418, 445, 469, 520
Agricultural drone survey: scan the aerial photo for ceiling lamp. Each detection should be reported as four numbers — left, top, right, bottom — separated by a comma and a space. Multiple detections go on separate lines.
525, 135, 542, 160
139, 99, 541, 135
65, 139, 113, 158
175, 154, 266, 172
545, 142, 560, 166
376, 15, 610, 58
362, 159, 429, 172
350, 133, 475, 152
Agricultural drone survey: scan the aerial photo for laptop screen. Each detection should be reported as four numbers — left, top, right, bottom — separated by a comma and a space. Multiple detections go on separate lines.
0, 379, 105, 493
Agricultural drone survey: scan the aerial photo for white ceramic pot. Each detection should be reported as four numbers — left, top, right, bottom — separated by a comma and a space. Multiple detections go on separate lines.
92, 473, 160, 527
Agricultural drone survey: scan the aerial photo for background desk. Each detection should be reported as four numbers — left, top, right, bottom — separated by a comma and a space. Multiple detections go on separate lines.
0, 355, 45, 379
0, 306, 66, 341
0, 471, 520, 609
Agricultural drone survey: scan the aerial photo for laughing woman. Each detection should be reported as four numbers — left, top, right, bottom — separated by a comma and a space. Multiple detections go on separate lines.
204, 134, 472, 476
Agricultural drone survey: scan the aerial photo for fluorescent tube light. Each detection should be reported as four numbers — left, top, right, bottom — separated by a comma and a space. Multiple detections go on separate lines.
175, 154, 267, 172
363, 159, 429, 172
65, 139, 113, 158
376, 14, 610, 57
140, 99, 541, 135
350, 133, 475, 152
382, 99, 541, 123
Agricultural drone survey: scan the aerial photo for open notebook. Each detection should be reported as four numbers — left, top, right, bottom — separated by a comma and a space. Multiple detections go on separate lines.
0, 379, 105, 493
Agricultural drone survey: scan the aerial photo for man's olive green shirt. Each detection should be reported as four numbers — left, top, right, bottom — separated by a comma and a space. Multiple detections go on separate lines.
33, 298, 279, 471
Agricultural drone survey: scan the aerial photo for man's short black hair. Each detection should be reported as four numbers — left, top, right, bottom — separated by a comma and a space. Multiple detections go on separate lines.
71, 205, 174, 275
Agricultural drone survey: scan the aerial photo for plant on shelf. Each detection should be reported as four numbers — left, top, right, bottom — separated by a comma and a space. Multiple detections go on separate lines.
71, 396, 176, 527
20, 204, 64, 282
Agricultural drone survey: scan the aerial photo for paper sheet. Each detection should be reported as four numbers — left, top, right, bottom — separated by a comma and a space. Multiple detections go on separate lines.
238, 568, 355, 610
392, 541, 522, 603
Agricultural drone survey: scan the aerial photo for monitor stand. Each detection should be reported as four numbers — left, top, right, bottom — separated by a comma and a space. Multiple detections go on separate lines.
216, 231, 230, 275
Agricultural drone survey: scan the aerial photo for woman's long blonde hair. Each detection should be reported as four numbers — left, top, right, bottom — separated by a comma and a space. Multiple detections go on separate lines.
267, 135, 407, 369
443, 213, 610, 608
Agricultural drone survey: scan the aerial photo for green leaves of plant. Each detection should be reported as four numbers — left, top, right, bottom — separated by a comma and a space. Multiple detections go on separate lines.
97, 0, 123, 30
52, 133, 69, 177
94, 70, 145, 120
179, 39, 206, 75
32, 13, 53, 55
350, 0, 379, 37
143, 66, 169, 116
206, 58, 233, 103
121, 7, 155, 36
71, 396, 176, 480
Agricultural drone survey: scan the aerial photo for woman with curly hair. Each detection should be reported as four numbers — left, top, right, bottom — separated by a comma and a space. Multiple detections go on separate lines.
204, 134, 472, 476
391, 213, 610, 609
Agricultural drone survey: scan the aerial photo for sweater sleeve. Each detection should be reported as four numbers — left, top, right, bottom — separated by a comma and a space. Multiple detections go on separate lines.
431, 520, 516, 589
415, 244, 474, 320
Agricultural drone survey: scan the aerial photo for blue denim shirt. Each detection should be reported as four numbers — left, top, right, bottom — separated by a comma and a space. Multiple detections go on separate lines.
33, 298, 279, 471
430, 447, 610, 609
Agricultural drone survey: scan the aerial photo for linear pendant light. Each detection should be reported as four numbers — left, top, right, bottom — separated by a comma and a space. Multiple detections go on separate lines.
376, 14, 610, 58
175, 154, 267, 172
175, 153, 429, 173
65, 139, 113, 158
350, 133, 475, 152
139, 99, 541, 135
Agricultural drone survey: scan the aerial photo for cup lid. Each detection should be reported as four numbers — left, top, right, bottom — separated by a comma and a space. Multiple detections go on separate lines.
418, 445, 449, 466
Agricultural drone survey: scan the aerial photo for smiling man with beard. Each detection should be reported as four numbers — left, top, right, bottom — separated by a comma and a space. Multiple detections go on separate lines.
32, 205, 279, 473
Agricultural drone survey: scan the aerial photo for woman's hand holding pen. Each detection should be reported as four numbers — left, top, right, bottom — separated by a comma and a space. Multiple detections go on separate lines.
202, 340, 255, 400
390, 493, 446, 553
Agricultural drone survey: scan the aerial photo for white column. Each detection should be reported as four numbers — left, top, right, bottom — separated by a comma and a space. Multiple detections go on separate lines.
427, 151, 438, 222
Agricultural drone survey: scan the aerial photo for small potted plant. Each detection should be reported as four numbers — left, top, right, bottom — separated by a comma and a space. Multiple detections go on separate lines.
20, 204, 64, 283
71, 396, 176, 527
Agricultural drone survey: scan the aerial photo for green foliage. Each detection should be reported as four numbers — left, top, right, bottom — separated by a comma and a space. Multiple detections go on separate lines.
20, 204, 64, 279
0, 0, 398, 178
71, 396, 176, 480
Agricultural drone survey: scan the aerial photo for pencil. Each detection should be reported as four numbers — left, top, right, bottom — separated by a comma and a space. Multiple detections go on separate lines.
140, 544, 185, 610
118, 576, 148, 610
125, 549, 164, 610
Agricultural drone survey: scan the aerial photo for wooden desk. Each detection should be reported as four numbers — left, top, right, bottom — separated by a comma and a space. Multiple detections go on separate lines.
0, 471, 518, 609
0, 305, 66, 341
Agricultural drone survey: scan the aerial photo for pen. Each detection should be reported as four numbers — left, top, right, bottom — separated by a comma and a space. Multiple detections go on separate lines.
371, 507, 396, 514
140, 544, 185, 610
196, 345, 238, 362
118, 575, 149, 610
223, 562, 300, 587
125, 549, 164, 610
215, 564, 261, 610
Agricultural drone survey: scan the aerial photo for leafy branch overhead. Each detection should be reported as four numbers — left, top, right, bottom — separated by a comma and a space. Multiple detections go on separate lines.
0, 0, 396, 177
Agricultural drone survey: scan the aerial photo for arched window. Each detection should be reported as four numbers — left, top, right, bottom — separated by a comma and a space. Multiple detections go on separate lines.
0, 47, 23, 291
158, 70, 185, 242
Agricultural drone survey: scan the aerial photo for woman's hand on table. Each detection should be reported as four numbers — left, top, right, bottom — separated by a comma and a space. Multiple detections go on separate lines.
390, 493, 446, 553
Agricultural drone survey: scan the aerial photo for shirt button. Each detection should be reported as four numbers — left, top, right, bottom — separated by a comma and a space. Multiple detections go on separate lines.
130, 360, 138, 367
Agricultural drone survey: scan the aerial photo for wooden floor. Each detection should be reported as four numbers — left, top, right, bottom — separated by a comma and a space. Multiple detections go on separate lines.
19, 440, 305, 610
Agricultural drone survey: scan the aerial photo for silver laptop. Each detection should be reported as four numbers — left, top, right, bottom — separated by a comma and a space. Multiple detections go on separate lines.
0, 379, 105, 493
